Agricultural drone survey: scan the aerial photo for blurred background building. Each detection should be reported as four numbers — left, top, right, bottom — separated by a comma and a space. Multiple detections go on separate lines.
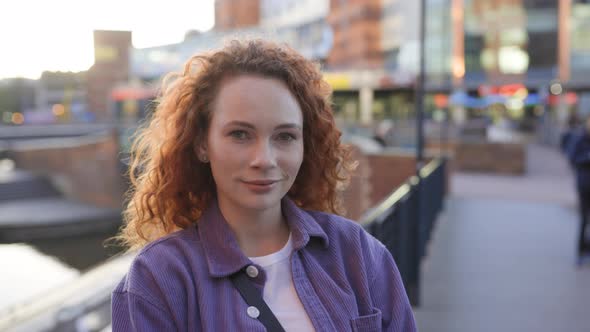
100, 0, 588, 151
215, 0, 260, 29
36, 71, 89, 124
1, 0, 588, 150
87, 31, 132, 122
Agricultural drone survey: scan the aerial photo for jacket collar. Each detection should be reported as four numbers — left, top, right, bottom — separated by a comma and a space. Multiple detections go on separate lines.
197, 196, 329, 278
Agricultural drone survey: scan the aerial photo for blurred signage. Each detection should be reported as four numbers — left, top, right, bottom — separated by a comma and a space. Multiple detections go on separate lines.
110, 87, 156, 101
547, 93, 578, 106
434, 94, 449, 108
478, 84, 526, 96
323, 73, 352, 90
572, 3, 590, 51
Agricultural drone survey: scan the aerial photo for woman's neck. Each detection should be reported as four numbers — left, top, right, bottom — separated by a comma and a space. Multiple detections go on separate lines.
217, 199, 290, 257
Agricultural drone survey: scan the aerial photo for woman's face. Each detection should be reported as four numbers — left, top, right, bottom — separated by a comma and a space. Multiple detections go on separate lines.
204, 75, 304, 214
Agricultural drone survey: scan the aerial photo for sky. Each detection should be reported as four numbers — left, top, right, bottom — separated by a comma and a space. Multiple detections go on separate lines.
0, 0, 215, 79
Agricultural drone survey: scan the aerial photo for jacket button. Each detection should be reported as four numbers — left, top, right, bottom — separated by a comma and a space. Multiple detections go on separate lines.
247, 306, 260, 318
246, 265, 259, 278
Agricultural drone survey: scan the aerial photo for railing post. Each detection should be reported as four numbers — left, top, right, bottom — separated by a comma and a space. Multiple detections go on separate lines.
407, 178, 421, 306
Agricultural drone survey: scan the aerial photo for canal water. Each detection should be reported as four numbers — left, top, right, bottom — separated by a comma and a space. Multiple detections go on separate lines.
0, 231, 123, 312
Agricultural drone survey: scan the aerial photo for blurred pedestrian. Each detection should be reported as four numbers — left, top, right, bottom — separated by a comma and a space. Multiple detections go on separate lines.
560, 113, 581, 161
111, 40, 416, 331
568, 116, 590, 264
373, 119, 394, 147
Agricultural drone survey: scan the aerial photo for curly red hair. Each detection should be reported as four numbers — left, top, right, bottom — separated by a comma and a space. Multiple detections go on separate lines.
119, 39, 356, 250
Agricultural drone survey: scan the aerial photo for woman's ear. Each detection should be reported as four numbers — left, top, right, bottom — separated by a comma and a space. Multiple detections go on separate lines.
194, 141, 209, 163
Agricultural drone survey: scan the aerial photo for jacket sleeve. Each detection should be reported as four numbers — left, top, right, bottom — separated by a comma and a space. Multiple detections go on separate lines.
571, 137, 590, 166
368, 242, 417, 332
111, 289, 177, 331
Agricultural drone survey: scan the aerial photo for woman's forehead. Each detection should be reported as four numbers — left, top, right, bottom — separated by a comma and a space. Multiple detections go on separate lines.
211, 75, 303, 126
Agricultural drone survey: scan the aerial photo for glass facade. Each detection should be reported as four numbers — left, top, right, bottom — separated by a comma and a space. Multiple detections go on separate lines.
260, 0, 329, 28
524, 0, 558, 79
463, 0, 558, 83
381, 0, 419, 75
425, 0, 452, 84
571, 1, 590, 84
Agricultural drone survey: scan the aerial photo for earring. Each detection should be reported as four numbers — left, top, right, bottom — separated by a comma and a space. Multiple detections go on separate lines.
199, 154, 209, 163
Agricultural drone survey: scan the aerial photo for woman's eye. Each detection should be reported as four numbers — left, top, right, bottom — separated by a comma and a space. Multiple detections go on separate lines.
229, 130, 249, 140
276, 132, 296, 142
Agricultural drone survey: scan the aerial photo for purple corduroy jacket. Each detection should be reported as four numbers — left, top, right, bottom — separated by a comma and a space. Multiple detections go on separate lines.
111, 197, 417, 331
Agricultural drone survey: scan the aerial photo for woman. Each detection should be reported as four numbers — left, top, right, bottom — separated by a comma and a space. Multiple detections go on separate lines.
112, 39, 416, 331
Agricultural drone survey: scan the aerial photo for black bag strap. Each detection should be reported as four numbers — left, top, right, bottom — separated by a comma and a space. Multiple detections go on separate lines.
230, 269, 286, 332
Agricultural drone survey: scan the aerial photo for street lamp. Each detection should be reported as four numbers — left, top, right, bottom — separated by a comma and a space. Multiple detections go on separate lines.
416, 0, 427, 170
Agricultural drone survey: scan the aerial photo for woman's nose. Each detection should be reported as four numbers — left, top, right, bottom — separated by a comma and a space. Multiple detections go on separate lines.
249, 140, 277, 169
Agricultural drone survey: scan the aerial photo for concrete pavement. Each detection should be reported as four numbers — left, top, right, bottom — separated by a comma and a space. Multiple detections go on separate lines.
413, 144, 590, 332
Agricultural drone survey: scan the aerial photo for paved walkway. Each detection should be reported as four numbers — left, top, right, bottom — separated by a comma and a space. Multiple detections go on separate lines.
413, 144, 590, 332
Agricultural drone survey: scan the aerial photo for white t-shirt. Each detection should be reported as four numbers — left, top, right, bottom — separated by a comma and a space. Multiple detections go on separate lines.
249, 234, 315, 331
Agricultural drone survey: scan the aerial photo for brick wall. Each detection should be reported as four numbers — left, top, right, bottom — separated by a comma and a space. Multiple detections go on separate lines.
366, 151, 418, 206
430, 140, 526, 175
340, 146, 439, 220
327, 0, 383, 69
215, 0, 260, 30
454, 141, 526, 174
9, 131, 124, 208
340, 145, 372, 221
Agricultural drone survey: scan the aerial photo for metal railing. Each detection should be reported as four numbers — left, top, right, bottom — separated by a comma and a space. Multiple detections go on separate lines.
360, 157, 447, 306
0, 254, 133, 332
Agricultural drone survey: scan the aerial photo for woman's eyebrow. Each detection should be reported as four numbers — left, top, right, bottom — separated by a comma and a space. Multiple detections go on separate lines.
224, 121, 302, 131
223, 121, 255, 129
275, 124, 302, 131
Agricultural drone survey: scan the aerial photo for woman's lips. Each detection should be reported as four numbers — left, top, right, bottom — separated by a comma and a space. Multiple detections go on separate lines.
243, 179, 279, 185
241, 179, 279, 193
